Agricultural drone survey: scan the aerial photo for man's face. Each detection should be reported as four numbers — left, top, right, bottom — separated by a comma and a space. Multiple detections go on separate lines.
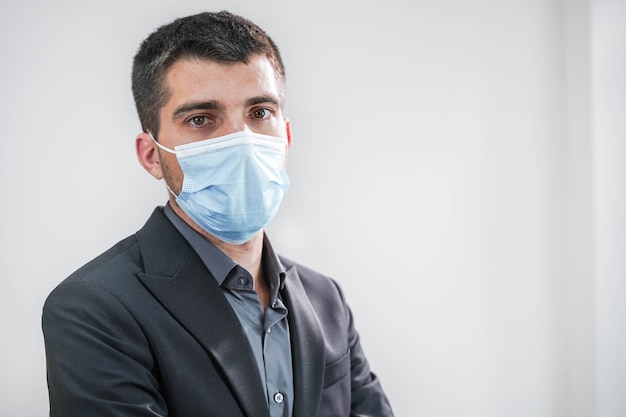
155, 55, 289, 195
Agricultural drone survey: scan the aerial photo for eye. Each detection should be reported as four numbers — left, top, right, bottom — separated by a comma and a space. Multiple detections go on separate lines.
189, 116, 208, 126
252, 108, 271, 120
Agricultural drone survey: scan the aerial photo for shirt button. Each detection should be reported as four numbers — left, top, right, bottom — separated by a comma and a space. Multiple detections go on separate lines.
273, 392, 284, 404
238, 277, 249, 286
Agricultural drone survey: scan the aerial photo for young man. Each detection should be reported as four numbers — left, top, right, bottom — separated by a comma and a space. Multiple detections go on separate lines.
42, 11, 394, 417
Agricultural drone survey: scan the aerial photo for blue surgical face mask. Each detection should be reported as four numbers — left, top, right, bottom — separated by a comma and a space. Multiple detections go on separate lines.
151, 131, 290, 244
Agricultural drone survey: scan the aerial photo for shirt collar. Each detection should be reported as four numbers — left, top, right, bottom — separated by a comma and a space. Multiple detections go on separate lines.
262, 232, 287, 295
163, 204, 286, 294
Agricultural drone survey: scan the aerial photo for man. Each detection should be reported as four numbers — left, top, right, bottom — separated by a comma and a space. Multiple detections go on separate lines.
42, 11, 393, 417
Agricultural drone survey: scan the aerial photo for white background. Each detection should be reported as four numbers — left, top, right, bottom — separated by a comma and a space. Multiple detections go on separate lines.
0, 0, 624, 416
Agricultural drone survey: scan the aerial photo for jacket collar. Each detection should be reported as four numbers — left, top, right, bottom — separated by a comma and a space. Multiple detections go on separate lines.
135, 207, 269, 417
134, 207, 326, 417
281, 261, 326, 417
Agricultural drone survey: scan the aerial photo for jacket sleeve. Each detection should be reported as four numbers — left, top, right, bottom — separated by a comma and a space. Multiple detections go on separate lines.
42, 280, 167, 417
333, 281, 395, 417
346, 310, 395, 417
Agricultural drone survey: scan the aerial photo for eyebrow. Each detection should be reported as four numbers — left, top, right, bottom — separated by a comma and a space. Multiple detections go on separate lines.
245, 95, 282, 107
171, 95, 283, 122
172, 100, 220, 121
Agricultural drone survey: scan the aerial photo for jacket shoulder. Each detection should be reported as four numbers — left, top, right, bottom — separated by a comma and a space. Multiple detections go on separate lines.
279, 255, 348, 309
60, 234, 142, 287
279, 256, 338, 288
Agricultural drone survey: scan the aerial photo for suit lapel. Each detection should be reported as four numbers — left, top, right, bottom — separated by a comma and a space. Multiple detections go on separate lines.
135, 208, 269, 417
282, 264, 325, 417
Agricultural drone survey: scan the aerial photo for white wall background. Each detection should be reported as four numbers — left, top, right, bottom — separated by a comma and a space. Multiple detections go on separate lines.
0, 0, 624, 416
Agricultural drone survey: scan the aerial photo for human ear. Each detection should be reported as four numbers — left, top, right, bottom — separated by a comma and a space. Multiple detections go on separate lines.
282, 120, 292, 168
285, 119, 292, 148
135, 132, 163, 180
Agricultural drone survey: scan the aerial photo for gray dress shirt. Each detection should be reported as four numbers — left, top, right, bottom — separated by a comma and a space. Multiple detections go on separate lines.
164, 204, 294, 417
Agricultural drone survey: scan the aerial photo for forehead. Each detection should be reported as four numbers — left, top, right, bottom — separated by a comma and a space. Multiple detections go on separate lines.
162, 56, 284, 108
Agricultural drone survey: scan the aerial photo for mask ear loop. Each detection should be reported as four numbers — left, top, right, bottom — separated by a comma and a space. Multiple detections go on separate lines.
149, 133, 176, 154
149, 133, 180, 198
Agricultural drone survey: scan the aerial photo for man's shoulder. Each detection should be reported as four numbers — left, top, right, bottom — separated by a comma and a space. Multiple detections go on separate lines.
42, 233, 146, 326
279, 255, 328, 281
56, 207, 171, 289
279, 255, 345, 299
53, 234, 143, 293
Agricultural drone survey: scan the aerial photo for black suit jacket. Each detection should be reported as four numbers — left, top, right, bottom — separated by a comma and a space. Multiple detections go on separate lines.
43, 207, 393, 416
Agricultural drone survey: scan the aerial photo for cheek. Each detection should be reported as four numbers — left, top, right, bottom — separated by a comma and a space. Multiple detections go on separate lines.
159, 153, 185, 194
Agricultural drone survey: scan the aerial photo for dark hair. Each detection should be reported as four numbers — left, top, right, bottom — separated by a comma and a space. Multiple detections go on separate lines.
131, 11, 286, 136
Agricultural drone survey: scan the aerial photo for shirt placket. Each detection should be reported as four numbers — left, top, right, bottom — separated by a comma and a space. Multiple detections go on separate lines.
263, 297, 292, 417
